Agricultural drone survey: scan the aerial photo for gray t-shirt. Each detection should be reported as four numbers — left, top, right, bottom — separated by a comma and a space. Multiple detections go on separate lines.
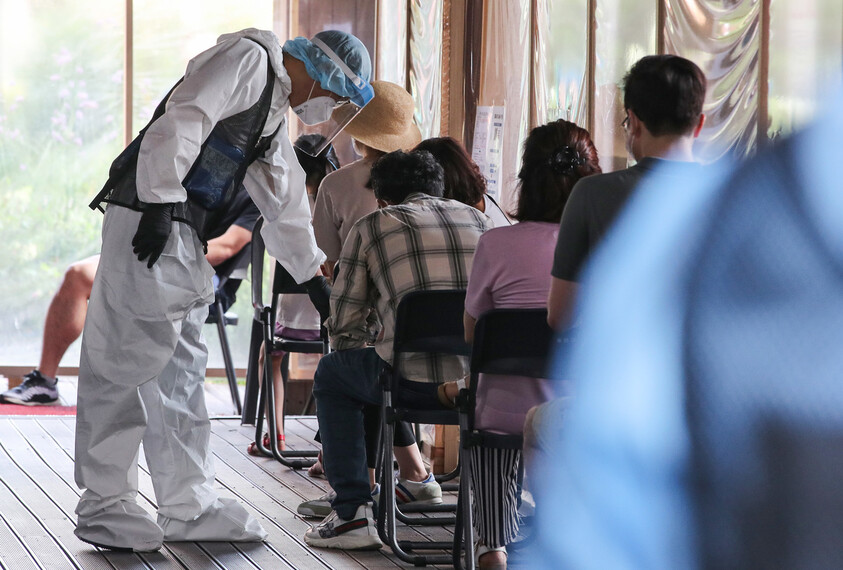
551, 157, 677, 281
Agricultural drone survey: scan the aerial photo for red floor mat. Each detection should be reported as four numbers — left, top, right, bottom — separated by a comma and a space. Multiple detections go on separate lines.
0, 403, 76, 415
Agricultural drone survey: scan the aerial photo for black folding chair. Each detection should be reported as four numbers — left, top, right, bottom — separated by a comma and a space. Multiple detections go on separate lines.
247, 217, 329, 469
453, 308, 555, 569
376, 289, 471, 566
205, 243, 252, 415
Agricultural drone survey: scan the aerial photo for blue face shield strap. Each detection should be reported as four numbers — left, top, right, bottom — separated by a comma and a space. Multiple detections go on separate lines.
310, 36, 374, 109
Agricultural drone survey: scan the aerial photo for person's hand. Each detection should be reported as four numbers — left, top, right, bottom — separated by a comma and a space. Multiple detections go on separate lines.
303, 275, 332, 324
132, 203, 174, 268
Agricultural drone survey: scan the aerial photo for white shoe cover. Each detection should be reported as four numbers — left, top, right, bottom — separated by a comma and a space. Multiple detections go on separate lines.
75, 501, 163, 552
159, 498, 268, 542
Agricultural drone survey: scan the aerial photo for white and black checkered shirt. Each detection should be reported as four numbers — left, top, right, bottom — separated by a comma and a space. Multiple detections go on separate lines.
327, 193, 492, 383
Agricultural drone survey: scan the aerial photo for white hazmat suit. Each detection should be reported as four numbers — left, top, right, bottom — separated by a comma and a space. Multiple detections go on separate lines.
75, 29, 328, 551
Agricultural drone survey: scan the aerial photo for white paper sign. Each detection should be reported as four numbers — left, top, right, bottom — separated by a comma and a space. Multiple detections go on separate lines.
471, 105, 505, 198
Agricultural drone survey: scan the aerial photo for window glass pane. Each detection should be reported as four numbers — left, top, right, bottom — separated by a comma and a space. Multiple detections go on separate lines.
666, 0, 760, 162
133, 0, 273, 132
377, 0, 408, 87
132, 1, 273, 370
594, 0, 656, 172
535, 0, 589, 127
410, 0, 444, 140
0, 0, 123, 366
768, 0, 843, 140
475, 0, 531, 211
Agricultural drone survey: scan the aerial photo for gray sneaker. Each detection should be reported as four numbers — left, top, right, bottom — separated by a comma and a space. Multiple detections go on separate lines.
394, 472, 442, 505
298, 485, 380, 519
297, 473, 442, 519
1, 370, 59, 406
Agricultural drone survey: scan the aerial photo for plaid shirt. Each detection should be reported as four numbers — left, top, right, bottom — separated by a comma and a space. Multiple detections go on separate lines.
327, 192, 492, 382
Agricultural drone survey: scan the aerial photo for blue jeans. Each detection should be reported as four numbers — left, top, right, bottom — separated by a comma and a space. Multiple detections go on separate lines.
313, 348, 387, 519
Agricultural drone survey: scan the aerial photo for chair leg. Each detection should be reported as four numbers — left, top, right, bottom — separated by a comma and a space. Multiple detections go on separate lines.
215, 298, 242, 415
254, 315, 318, 468
459, 445, 476, 569
378, 413, 454, 564
260, 340, 318, 468
241, 318, 264, 425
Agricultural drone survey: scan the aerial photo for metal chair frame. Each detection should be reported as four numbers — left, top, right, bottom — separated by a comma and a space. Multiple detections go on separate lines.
453, 308, 555, 569
248, 217, 328, 469
375, 289, 472, 566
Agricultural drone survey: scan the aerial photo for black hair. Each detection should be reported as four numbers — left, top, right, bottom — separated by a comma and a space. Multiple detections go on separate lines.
294, 134, 340, 195
515, 119, 601, 223
623, 55, 707, 137
413, 137, 486, 206
369, 150, 445, 204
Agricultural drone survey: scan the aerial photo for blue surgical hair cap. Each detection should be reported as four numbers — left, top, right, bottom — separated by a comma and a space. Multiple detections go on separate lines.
283, 30, 373, 106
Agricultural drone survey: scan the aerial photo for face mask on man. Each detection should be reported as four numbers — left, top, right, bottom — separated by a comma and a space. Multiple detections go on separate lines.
293, 80, 338, 126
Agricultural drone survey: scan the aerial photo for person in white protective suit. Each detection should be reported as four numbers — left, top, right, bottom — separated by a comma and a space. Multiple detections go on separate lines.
74, 28, 373, 552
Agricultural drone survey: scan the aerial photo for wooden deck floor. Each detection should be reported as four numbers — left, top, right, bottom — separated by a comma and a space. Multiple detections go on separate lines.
0, 415, 467, 569
0, 377, 533, 569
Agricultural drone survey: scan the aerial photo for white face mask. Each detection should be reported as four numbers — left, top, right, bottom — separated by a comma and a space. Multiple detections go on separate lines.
293, 80, 336, 126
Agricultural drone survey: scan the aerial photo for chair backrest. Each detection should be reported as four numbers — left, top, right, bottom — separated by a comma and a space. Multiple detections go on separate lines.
470, 308, 555, 379
392, 289, 472, 358
467, 308, 555, 431
387, 289, 470, 422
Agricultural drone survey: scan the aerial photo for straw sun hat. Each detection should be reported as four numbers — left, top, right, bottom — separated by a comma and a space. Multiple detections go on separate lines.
342, 80, 422, 152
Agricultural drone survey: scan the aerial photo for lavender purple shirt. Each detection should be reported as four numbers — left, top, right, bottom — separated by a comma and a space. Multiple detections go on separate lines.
465, 221, 558, 433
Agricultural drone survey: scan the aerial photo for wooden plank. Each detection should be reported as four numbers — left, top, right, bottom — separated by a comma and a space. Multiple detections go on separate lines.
1, 415, 460, 569
0, 513, 43, 570
207, 433, 377, 569
213, 420, 456, 566
0, 419, 99, 570
24, 418, 187, 569
44, 418, 221, 569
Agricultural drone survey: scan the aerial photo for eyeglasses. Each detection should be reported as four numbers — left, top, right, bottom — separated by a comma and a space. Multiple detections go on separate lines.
621, 115, 630, 130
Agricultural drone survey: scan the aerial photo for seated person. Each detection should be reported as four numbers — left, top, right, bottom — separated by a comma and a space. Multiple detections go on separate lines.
313, 80, 421, 281
415, 136, 511, 227
547, 55, 706, 329
0, 185, 259, 406
438, 119, 601, 568
302, 150, 491, 550
248, 134, 339, 454
306, 80, 423, 482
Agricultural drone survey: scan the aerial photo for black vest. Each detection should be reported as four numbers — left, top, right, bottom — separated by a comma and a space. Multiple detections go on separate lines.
91, 40, 278, 243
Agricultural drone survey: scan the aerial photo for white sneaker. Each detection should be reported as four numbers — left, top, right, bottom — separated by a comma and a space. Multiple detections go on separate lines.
303, 504, 383, 550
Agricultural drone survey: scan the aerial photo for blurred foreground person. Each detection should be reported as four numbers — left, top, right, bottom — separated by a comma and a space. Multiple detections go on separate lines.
532, 97, 843, 568
76, 28, 372, 552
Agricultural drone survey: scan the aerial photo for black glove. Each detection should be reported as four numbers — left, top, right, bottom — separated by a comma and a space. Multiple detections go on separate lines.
132, 203, 174, 268
303, 275, 332, 324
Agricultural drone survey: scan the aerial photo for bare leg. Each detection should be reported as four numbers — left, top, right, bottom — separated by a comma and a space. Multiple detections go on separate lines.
368, 443, 426, 488
256, 344, 286, 449
40, 255, 99, 378
394, 443, 428, 482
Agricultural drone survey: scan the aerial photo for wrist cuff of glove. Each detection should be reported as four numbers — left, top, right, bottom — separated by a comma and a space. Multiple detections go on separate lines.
141, 202, 175, 214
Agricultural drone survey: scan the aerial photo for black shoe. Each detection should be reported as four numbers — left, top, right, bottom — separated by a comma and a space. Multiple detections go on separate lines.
1, 370, 59, 405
